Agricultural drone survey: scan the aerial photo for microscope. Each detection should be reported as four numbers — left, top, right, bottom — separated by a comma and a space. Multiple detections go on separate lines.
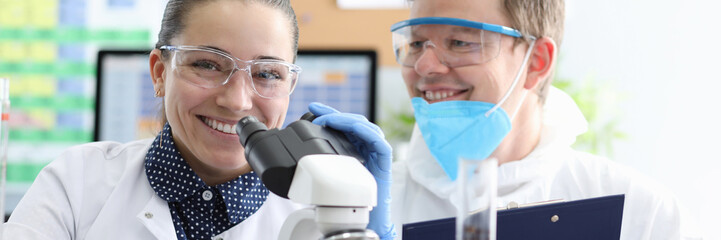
236, 113, 380, 240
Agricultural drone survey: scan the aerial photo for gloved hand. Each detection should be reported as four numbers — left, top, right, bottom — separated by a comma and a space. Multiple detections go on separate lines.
309, 102, 396, 240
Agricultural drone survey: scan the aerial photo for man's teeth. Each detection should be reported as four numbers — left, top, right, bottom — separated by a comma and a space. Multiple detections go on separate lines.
203, 117, 237, 134
425, 91, 456, 101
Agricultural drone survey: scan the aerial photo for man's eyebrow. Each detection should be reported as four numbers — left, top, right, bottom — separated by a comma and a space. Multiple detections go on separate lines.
409, 25, 478, 38
450, 26, 479, 34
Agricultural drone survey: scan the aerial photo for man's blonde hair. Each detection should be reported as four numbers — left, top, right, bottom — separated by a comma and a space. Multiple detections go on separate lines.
504, 0, 565, 103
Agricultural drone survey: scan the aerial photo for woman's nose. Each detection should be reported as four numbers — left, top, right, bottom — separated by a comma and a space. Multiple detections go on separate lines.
216, 72, 254, 112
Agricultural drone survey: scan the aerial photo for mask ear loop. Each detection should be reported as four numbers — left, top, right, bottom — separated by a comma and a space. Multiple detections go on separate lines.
485, 38, 537, 118
508, 90, 528, 121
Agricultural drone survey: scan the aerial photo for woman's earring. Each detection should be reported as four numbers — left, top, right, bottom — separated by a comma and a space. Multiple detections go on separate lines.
154, 87, 163, 147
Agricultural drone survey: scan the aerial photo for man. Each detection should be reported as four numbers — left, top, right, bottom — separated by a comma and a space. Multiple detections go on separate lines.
388, 0, 700, 239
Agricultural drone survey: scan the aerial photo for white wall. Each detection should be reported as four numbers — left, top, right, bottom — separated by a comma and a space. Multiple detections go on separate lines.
559, 1, 720, 238
377, 1, 721, 238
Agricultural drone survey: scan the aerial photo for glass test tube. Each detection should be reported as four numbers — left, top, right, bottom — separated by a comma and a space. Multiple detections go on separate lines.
0, 78, 9, 227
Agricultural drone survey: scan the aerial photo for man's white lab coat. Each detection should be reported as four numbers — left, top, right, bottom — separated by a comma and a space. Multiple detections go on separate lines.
391, 88, 701, 239
2, 140, 304, 240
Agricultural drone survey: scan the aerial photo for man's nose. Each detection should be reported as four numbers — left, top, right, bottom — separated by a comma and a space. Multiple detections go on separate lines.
216, 71, 253, 112
414, 42, 451, 76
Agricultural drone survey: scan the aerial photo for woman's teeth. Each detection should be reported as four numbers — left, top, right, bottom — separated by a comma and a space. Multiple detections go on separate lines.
203, 117, 237, 134
425, 90, 456, 101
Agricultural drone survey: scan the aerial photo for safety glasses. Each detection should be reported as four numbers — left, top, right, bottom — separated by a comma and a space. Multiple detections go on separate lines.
159, 45, 302, 99
391, 17, 534, 68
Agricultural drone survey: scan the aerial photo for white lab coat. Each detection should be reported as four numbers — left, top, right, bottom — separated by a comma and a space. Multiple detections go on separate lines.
2, 139, 304, 240
391, 87, 702, 239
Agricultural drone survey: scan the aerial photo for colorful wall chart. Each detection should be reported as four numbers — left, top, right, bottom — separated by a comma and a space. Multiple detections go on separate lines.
0, 0, 153, 183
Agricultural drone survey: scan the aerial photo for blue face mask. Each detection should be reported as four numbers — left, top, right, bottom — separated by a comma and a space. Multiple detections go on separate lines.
412, 40, 536, 181
412, 98, 511, 180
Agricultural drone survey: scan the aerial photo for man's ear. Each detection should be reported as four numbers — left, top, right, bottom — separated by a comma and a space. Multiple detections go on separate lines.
149, 49, 166, 96
524, 37, 556, 90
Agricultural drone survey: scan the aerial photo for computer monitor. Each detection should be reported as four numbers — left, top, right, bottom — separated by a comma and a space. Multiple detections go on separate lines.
94, 50, 161, 142
285, 50, 377, 126
94, 49, 377, 142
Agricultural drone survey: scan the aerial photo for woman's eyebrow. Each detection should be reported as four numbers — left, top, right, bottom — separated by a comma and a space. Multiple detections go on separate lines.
198, 45, 287, 62
199, 45, 231, 54
256, 55, 286, 61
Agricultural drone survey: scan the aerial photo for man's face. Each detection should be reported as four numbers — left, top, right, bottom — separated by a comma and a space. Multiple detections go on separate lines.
403, 0, 530, 109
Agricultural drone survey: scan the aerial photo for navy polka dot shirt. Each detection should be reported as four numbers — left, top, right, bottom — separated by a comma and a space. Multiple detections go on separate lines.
145, 123, 269, 240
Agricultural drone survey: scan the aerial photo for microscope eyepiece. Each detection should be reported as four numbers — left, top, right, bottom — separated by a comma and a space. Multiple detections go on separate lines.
300, 112, 317, 122
236, 115, 268, 146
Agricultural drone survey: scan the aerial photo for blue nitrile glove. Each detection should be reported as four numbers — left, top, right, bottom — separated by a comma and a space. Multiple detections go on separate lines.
309, 102, 396, 240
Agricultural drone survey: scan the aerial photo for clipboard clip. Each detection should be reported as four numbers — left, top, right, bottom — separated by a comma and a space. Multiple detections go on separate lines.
498, 199, 565, 211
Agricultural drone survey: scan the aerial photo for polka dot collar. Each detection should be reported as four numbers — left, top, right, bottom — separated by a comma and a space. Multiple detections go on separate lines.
144, 123, 269, 225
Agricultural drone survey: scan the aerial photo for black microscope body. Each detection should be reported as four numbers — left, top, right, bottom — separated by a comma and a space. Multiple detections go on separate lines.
236, 113, 363, 198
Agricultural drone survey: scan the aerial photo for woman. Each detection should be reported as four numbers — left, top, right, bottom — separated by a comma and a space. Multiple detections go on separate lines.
3, 0, 393, 239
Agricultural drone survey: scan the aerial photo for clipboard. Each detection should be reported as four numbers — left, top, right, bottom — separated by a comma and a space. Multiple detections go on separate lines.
402, 194, 625, 240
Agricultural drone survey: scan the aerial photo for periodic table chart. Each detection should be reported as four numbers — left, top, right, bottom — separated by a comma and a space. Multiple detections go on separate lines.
0, 0, 164, 214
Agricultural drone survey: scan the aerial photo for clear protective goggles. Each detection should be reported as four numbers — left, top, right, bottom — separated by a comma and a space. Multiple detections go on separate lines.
159, 45, 302, 99
391, 17, 534, 68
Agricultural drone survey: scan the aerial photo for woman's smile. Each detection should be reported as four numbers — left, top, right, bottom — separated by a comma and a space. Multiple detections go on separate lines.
200, 116, 237, 135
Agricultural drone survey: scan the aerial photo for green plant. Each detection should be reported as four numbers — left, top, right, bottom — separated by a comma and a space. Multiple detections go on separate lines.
378, 103, 416, 142
552, 75, 627, 157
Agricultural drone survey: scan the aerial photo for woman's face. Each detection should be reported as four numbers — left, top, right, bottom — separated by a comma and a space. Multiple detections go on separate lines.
151, 0, 294, 182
